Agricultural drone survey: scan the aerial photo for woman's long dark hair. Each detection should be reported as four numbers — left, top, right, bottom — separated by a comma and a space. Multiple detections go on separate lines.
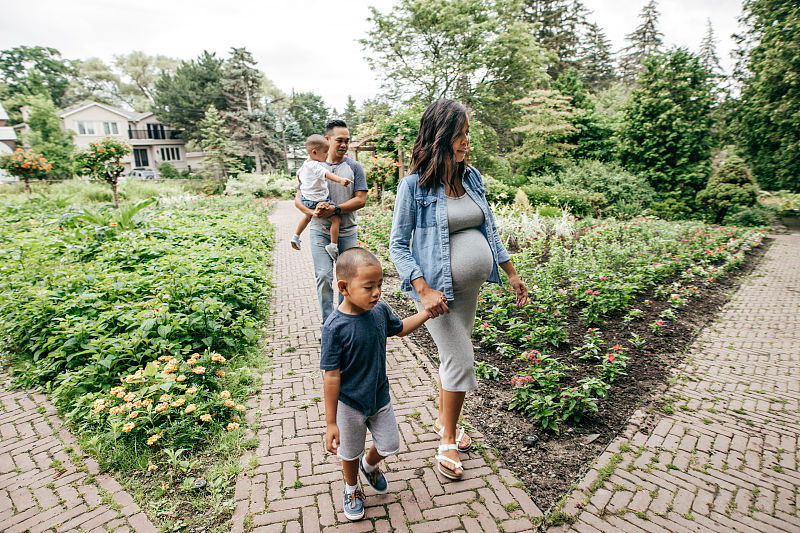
411, 99, 469, 191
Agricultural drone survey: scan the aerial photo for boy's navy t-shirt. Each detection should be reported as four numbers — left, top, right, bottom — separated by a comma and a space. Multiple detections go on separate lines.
320, 301, 403, 417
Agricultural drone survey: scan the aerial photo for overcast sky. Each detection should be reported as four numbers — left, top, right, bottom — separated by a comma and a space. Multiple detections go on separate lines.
1, 0, 744, 112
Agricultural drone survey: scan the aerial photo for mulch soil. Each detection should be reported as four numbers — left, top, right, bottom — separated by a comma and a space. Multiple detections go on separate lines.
383, 237, 772, 512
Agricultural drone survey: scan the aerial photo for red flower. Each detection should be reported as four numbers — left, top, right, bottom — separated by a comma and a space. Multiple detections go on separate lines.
607, 353, 615, 363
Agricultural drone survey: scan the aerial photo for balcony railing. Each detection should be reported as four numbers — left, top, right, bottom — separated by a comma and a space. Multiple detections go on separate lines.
128, 128, 183, 140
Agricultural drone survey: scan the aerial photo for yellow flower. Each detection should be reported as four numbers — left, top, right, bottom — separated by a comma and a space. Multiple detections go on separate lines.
147, 463, 157, 472
109, 406, 122, 415
211, 353, 226, 363
128, 411, 139, 419
226, 422, 239, 432
92, 399, 106, 413
142, 398, 153, 406
171, 398, 185, 408
215, 369, 225, 378
146, 434, 161, 446
219, 390, 231, 399
124, 393, 136, 402
177, 375, 186, 382
187, 359, 197, 366
186, 387, 198, 395
184, 404, 197, 414
155, 403, 168, 412
200, 414, 212, 422
193, 366, 205, 375
110, 386, 125, 396
122, 422, 135, 432
159, 394, 170, 403
224, 399, 235, 408
235, 404, 246, 412
231, 415, 240, 422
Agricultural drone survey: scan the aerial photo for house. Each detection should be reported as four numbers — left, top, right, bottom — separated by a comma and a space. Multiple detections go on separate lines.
57, 101, 197, 173
0, 102, 18, 155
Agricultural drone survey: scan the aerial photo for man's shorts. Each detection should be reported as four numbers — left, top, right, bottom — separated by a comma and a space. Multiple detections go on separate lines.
301, 194, 336, 210
336, 400, 400, 461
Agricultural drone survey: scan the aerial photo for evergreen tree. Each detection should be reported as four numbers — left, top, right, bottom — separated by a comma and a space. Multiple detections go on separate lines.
619, 1, 664, 83
696, 155, 758, 223
511, 89, 580, 174
153, 51, 227, 142
732, 0, 800, 191
619, 49, 714, 215
554, 70, 616, 162
578, 22, 616, 90
342, 96, 360, 128
23, 94, 75, 179
288, 91, 329, 137
198, 105, 243, 180
521, 0, 588, 78
698, 19, 724, 81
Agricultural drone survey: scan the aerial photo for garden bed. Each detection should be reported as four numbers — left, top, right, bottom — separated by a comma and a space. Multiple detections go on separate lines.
384, 238, 769, 511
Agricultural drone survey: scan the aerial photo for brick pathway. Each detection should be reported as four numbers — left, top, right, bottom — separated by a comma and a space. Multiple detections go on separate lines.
0, 378, 156, 533
553, 233, 800, 533
231, 200, 543, 533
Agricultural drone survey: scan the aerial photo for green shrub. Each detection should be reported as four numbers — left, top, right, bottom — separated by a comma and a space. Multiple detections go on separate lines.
158, 162, 180, 179
696, 155, 758, 223
559, 160, 655, 218
225, 173, 296, 199
483, 175, 517, 204
521, 184, 593, 217
723, 205, 774, 227
181, 179, 224, 195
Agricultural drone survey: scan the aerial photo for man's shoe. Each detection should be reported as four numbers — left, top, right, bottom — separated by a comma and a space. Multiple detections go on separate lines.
325, 242, 339, 261
343, 488, 365, 521
290, 235, 301, 250
360, 460, 388, 493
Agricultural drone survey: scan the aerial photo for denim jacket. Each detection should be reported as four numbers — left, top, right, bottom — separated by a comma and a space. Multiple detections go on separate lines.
389, 166, 511, 301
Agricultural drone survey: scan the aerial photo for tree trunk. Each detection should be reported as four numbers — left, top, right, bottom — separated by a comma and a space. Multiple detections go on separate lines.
111, 180, 119, 208
24, 178, 31, 203
713, 206, 727, 224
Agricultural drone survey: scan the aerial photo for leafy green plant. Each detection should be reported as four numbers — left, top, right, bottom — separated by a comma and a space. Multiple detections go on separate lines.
475, 361, 503, 381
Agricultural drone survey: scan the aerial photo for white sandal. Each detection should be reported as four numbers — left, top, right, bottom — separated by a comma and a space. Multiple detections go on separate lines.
436, 444, 463, 480
433, 422, 472, 452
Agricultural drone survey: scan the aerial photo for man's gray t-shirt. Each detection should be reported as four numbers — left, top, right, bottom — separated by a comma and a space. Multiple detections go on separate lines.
308, 157, 368, 237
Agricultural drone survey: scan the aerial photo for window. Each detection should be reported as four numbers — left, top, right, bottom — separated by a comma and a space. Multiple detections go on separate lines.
102, 121, 119, 135
159, 147, 181, 161
133, 148, 149, 167
147, 123, 165, 140
76, 121, 95, 135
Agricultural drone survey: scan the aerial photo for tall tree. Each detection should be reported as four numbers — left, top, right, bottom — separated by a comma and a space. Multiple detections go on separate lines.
698, 19, 723, 81
0, 46, 75, 107
114, 51, 179, 112
732, 0, 800, 191
554, 70, 617, 162
521, 0, 576, 78
23, 94, 75, 179
361, 0, 548, 138
67, 58, 123, 106
342, 96, 360, 128
578, 22, 616, 90
153, 51, 227, 142
198, 105, 242, 180
221, 47, 282, 172
620, 49, 714, 214
511, 89, 580, 174
618, 1, 664, 83
288, 92, 329, 137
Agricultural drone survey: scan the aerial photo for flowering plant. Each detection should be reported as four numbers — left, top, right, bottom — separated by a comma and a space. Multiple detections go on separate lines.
0, 148, 54, 200
74, 137, 132, 207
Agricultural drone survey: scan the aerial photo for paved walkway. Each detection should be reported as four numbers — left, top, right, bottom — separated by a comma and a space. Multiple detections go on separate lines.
0, 380, 156, 533
554, 233, 800, 533
231, 200, 543, 533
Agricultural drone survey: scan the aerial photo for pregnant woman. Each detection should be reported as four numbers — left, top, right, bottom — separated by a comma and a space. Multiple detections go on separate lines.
390, 99, 528, 480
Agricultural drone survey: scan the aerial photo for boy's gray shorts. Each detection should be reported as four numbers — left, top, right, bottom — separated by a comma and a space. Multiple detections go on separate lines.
336, 400, 400, 461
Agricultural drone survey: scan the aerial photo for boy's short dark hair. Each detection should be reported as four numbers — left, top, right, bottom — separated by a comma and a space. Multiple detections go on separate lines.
305, 134, 328, 152
326, 119, 348, 134
336, 247, 381, 281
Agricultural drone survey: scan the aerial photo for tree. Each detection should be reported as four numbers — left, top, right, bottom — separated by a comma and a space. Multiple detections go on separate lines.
554, 70, 617, 162
197, 105, 242, 180
732, 0, 800, 191
288, 92, 329, 137
0, 46, 75, 107
619, 49, 714, 213
359, 98, 393, 125
578, 22, 616, 90
361, 0, 548, 137
114, 51, 180, 112
23, 94, 75, 179
221, 47, 283, 173
0, 149, 53, 201
67, 58, 124, 107
342, 96, 360, 128
698, 19, 724, 82
521, 0, 580, 78
510, 89, 580, 174
696, 155, 758, 223
618, 1, 664, 83
74, 138, 132, 208
153, 51, 227, 142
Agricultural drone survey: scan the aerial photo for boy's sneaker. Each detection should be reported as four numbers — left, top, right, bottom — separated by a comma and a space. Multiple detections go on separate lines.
343, 488, 365, 521
290, 235, 301, 250
360, 460, 388, 493
325, 242, 339, 261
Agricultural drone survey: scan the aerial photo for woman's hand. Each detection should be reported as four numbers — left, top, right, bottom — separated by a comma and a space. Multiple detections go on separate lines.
419, 286, 450, 318
508, 274, 529, 307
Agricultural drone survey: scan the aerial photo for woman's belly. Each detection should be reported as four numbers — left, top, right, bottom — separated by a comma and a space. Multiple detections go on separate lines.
449, 228, 493, 292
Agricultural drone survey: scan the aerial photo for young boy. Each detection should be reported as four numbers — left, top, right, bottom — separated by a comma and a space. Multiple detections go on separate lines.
291, 134, 353, 260
321, 247, 431, 521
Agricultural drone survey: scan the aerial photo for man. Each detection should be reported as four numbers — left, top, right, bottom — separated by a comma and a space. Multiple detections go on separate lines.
295, 119, 368, 324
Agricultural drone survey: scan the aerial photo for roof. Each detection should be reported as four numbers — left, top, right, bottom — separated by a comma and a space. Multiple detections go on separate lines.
0, 102, 9, 122
58, 101, 138, 120
0, 126, 17, 141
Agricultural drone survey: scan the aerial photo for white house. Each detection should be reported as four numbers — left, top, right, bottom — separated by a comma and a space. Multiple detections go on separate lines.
0, 102, 17, 156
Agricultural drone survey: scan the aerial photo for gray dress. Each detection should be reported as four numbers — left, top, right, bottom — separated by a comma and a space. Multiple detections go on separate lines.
417, 192, 494, 392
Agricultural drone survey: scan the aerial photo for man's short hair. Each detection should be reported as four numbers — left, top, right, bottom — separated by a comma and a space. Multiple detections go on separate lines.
336, 247, 381, 281
326, 119, 348, 134
306, 134, 328, 152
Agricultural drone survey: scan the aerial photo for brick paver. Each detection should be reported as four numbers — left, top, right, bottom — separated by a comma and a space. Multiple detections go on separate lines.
0, 377, 156, 533
231, 200, 542, 532
553, 233, 800, 533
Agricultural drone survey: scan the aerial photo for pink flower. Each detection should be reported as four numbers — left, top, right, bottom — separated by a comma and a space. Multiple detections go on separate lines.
612, 344, 624, 352
481, 322, 490, 329
511, 375, 534, 387
600, 276, 608, 281
584, 290, 593, 295
607, 353, 616, 363
558, 288, 567, 295
524, 350, 541, 364
593, 290, 601, 295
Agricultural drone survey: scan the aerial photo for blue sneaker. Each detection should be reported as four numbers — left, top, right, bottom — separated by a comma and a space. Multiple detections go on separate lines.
343, 488, 365, 521
360, 460, 388, 493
